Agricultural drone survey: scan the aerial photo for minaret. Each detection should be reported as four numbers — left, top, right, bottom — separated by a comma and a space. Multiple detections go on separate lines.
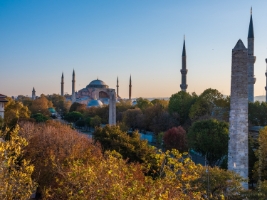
72, 70, 76, 103
265, 59, 267, 102
61, 72, 64, 96
228, 39, 248, 189
248, 7, 256, 102
116, 77, 119, 98
32, 87, 36, 100
129, 75, 132, 100
180, 36, 188, 92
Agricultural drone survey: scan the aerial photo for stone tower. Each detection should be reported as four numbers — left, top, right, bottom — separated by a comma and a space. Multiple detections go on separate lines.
129, 75, 132, 100
228, 39, 248, 189
72, 70, 76, 103
108, 89, 116, 125
61, 72, 64, 96
32, 87, 36, 100
180, 37, 188, 92
248, 8, 256, 102
116, 77, 119, 98
265, 59, 267, 102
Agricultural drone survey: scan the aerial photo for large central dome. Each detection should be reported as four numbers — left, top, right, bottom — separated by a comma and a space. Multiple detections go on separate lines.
86, 79, 109, 89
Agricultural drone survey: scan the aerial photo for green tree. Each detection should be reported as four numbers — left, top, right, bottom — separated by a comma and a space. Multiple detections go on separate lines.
151, 99, 169, 108
93, 125, 156, 164
64, 111, 83, 123
189, 88, 228, 122
168, 91, 197, 125
249, 101, 267, 126
90, 115, 101, 127
4, 97, 31, 127
135, 97, 152, 111
47, 94, 71, 116
187, 119, 229, 166
31, 113, 49, 123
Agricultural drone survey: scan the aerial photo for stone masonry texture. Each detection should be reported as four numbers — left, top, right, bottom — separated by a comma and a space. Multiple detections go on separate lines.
228, 39, 248, 189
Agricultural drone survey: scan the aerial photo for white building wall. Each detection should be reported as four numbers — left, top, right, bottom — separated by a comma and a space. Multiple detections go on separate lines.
0, 102, 4, 119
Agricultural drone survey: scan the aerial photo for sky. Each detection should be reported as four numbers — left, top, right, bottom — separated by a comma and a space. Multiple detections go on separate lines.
1, 0, 267, 98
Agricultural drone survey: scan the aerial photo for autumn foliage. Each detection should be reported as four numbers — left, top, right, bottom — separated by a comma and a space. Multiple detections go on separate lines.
163, 126, 187, 152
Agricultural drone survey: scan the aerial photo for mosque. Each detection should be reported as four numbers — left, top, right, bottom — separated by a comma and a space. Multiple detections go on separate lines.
60, 70, 133, 107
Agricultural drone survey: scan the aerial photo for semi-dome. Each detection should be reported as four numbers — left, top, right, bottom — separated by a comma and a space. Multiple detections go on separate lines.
87, 99, 103, 107
86, 79, 108, 89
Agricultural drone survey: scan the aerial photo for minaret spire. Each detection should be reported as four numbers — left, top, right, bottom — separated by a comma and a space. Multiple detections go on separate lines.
180, 36, 188, 92
116, 76, 119, 98
247, 7, 256, 102
61, 72, 64, 96
129, 75, 132, 100
72, 69, 76, 103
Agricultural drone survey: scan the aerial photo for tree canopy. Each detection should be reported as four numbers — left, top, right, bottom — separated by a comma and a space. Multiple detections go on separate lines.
168, 91, 197, 125
187, 119, 229, 166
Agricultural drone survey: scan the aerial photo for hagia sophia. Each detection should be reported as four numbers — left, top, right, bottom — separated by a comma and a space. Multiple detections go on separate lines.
59, 70, 133, 107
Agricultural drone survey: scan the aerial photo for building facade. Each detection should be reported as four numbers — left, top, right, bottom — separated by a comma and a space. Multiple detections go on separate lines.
0, 94, 8, 119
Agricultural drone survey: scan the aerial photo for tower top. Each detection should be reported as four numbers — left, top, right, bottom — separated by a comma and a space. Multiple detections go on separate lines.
62, 72, 64, 78
233, 39, 246, 50
182, 37, 186, 57
248, 8, 254, 38
32, 87, 35, 92
72, 69, 75, 76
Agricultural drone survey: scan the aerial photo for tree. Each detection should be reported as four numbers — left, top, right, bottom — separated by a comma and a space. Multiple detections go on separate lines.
29, 94, 53, 116
122, 108, 143, 130
19, 121, 100, 197
189, 88, 228, 122
168, 91, 197, 125
90, 115, 101, 127
0, 126, 37, 199
135, 97, 152, 111
151, 99, 169, 108
69, 102, 86, 113
93, 125, 156, 164
249, 101, 267, 126
47, 94, 71, 116
64, 111, 83, 123
187, 119, 229, 166
163, 126, 187, 152
195, 166, 244, 199
31, 113, 49, 123
4, 97, 31, 127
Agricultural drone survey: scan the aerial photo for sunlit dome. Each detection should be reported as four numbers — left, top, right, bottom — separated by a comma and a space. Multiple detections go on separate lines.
87, 99, 103, 107
86, 79, 108, 89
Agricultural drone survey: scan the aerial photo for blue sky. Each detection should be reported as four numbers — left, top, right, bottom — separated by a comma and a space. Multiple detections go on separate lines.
1, 0, 267, 98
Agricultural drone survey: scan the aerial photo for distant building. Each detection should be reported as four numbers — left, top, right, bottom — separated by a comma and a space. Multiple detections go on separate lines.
0, 94, 8, 119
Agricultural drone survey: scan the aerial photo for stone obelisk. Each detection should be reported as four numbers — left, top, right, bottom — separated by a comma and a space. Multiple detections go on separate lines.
108, 89, 116, 125
228, 39, 248, 189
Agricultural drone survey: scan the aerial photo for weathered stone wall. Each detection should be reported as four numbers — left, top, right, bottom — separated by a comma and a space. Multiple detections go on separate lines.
108, 89, 116, 125
228, 39, 248, 189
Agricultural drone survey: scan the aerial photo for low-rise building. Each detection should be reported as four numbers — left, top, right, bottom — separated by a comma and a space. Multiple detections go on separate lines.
0, 94, 8, 119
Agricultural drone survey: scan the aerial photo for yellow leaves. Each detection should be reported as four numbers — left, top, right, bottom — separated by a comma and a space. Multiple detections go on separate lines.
0, 125, 37, 199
